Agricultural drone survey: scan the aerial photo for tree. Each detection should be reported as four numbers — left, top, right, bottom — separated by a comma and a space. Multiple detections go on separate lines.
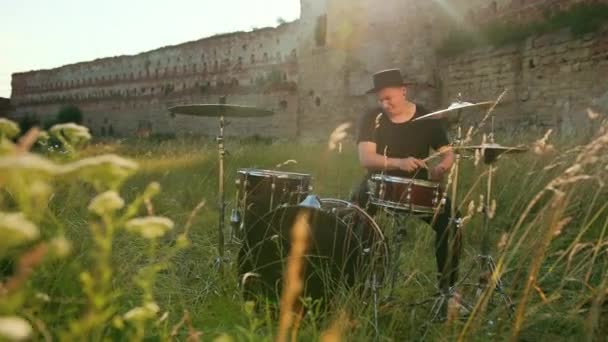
56, 105, 83, 124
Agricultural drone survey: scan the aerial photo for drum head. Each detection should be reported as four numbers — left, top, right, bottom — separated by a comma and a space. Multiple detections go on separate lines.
238, 201, 385, 303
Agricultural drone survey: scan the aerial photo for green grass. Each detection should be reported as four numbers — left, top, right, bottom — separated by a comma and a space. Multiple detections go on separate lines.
4, 125, 608, 340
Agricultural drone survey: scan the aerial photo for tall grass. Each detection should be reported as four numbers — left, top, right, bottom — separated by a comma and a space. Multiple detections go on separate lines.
1, 113, 607, 340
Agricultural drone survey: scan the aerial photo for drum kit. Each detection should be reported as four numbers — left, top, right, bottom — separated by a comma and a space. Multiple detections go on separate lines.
169, 96, 528, 325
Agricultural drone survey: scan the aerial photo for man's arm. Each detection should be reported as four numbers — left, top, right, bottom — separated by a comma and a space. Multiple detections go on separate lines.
358, 141, 426, 173
429, 145, 454, 181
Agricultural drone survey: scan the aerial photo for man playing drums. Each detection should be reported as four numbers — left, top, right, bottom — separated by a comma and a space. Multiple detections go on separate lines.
353, 68, 461, 295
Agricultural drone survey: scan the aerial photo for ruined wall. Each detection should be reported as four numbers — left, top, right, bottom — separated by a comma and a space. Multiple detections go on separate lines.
439, 24, 608, 134
10, 0, 608, 139
296, 0, 447, 139
11, 23, 299, 137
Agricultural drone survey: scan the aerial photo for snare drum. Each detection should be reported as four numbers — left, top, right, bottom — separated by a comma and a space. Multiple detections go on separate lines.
368, 174, 442, 214
234, 168, 313, 231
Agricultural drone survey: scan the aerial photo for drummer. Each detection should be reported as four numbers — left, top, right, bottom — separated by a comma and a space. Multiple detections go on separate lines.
353, 68, 461, 295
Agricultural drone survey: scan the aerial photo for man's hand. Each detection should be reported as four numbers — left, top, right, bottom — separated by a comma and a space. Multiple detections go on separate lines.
397, 157, 427, 173
430, 164, 449, 181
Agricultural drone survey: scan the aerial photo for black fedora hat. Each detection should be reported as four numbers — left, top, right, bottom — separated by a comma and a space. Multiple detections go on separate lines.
366, 68, 413, 94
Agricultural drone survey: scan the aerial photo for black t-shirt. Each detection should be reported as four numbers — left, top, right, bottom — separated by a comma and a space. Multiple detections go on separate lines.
356, 105, 450, 179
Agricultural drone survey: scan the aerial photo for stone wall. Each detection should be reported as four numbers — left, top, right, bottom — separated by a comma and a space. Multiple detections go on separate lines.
438, 24, 608, 134
9, 0, 608, 139
11, 22, 299, 137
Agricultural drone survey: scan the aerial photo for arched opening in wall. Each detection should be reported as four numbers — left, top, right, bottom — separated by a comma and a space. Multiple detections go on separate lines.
108, 125, 114, 137
242, 44, 248, 51
251, 54, 255, 64
231, 78, 239, 87
101, 126, 106, 136
529, 59, 536, 69
283, 73, 287, 81
279, 99, 288, 110
315, 96, 321, 107
263, 52, 268, 62
183, 65, 187, 73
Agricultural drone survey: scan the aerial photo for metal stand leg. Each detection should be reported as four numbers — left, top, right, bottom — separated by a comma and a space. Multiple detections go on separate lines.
387, 214, 409, 298
216, 113, 226, 274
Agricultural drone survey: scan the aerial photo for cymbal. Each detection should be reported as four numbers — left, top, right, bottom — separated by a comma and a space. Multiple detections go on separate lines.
169, 104, 274, 118
413, 101, 495, 121
455, 143, 528, 153
456, 143, 527, 164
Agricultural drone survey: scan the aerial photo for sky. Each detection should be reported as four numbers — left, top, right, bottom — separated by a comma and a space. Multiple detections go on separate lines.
0, 0, 301, 98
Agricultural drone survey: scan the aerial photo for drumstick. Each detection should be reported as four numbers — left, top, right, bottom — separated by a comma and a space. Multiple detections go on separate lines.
423, 146, 454, 163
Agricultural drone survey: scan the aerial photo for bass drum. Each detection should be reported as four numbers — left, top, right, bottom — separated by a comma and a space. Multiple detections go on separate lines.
237, 197, 388, 303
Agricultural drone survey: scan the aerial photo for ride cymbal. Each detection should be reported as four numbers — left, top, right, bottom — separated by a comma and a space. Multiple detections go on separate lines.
413, 101, 495, 121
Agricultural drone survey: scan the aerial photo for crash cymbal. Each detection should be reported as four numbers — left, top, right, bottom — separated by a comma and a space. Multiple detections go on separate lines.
456, 143, 527, 164
456, 143, 528, 153
413, 101, 495, 121
169, 104, 274, 118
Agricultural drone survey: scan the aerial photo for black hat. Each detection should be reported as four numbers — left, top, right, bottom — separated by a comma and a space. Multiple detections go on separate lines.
366, 68, 412, 94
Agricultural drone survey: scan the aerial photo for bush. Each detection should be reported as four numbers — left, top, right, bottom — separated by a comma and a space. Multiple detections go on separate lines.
56, 105, 83, 124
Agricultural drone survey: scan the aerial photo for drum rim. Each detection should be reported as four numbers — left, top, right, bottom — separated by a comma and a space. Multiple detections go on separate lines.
237, 168, 312, 179
319, 198, 387, 243
369, 198, 442, 214
370, 174, 439, 188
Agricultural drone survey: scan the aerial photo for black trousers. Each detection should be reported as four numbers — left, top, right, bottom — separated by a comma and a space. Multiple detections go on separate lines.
352, 178, 462, 291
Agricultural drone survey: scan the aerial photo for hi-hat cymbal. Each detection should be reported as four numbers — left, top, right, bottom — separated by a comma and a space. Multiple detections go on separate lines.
169, 104, 274, 117
413, 101, 495, 121
456, 143, 527, 164
455, 143, 528, 153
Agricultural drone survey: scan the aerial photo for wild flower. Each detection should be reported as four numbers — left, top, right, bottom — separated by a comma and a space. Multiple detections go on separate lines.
0, 316, 33, 341
124, 302, 160, 322
88, 191, 125, 217
0, 118, 20, 139
62, 154, 138, 190
49, 123, 92, 147
328, 122, 352, 151
125, 216, 175, 240
0, 153, 61, 176
0, 212, 39, 250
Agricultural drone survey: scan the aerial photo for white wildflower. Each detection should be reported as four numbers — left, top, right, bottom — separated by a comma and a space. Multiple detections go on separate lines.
124, 302, 160, 322
0, 154, 61, 176
0, 212, 40, 250
88, 191, 125, 216
49, 123, 91, 146
49, 236, 72, 258
328, 122, 352, 151
125, 216, 174, 239
62, 154, 138, 189
0, 316, 33, 341
0, 118, 20, 139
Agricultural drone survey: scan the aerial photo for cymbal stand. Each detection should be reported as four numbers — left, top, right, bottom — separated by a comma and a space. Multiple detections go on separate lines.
473, 144, 515, 314
425, 108, 466, 321
385, 212, 411, 299
214, 102, 227, 274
